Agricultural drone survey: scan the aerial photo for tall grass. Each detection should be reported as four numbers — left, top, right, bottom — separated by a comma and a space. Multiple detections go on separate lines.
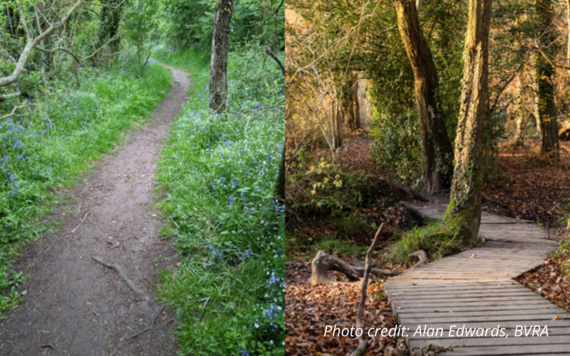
153, 45, 285, 355
0, 57, 171, 313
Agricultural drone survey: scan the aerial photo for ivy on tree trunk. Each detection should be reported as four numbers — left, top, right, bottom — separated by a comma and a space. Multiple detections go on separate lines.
444, 0, 492, 243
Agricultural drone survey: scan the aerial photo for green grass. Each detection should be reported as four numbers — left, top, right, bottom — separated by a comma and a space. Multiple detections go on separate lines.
388, 221, 475, 264
152, 45, 284, 355
0, 56, 171, 314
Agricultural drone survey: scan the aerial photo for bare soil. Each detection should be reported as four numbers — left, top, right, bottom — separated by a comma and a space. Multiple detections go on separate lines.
0, 66, 190, 356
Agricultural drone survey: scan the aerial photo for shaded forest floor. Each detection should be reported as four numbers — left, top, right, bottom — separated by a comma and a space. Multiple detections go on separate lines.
285, 135, 570, 356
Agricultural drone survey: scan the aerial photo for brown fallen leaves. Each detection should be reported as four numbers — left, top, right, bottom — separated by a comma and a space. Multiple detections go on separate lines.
516, 254, 570, 312
285, 260, 403, 356
483, 138, 570, 227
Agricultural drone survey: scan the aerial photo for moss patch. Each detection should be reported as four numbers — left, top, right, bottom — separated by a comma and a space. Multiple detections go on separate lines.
388, 219, 477, 264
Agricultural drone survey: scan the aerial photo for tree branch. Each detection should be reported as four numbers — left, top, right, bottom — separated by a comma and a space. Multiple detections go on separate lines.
1, 102, 29, 120
0, 0, 83, 87
265, 46, 285, 75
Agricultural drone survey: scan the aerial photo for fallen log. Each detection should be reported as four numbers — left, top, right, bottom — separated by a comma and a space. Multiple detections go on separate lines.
309, 226, 399, 285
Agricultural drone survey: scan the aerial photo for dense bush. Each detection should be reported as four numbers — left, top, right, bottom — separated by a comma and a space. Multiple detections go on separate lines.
153, 46, 284, 355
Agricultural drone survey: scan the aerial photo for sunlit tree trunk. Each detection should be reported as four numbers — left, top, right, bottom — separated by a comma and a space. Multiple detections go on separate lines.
513, 76, 526, 146
536, 0, 559, 159
395, 0, 454, 195
444, 0, 492, 243
209, 0, 234, 113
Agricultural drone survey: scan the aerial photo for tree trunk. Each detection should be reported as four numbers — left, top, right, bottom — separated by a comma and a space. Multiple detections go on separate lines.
536, 0, 559, 160
513, 76, 526, 146
352, 74, 361, 131
444, 0, 492, 243
209, 0, 234, 113
98, 0, 123, 60
342, 83, 356, 130
395, 0, 454, 196
331, 99, 343, 148
276, 141, 285, 201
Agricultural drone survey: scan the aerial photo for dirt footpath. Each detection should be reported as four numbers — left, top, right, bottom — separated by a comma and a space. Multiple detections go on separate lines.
0, 66, 190, 356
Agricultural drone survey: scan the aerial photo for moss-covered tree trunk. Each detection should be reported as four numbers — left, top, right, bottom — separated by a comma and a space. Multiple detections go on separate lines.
209, 0, 234, 113
536, 0, 559, 160
444, 0, 492, 243
395, 0, 454, 196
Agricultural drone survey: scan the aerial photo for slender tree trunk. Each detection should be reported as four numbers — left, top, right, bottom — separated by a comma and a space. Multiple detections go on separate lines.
352, 72, 361, 131
209, 0, 234, 113
276, 140, 285, 201
513, 76, 526, 146
444, 0, 492, 243
395, 0, 454, 195
536, 0, 559, 159
331, 99, 343, 148
342, 83, 356, 131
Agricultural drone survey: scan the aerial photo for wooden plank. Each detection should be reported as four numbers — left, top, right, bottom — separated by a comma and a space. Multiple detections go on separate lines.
404, 313, 568, 324
388, 204, 565, 355
395, 304, 558, 314
398, 308, 564, 318
428, 344, 570, 355
410, 335, 570, 350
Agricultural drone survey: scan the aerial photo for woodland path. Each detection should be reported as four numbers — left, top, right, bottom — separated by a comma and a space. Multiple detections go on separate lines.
384, 203, 570, 356
0, 66, 190, 355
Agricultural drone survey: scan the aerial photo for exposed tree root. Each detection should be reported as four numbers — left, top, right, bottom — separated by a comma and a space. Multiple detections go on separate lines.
121, 306, 167, 341
92, 256, 147, 301
409, 249, 427, 268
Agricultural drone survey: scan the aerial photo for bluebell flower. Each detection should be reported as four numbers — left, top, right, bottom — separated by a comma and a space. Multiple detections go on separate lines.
208, 245, 214, 250
254, 102, 261, 109
229, 195, 234, 206
240, 350, 249, 356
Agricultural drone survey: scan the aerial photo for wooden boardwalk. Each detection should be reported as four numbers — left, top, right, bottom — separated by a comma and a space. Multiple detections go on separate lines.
384, 203, 570, 355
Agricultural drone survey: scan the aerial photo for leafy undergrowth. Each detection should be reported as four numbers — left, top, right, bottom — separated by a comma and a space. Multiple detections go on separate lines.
153, 46, 285, 355
483, 138, 570, 227
285, 137, 410, 355
286, 138, 411, 259
285, 260, 405, 356
0, 57, 170, 314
